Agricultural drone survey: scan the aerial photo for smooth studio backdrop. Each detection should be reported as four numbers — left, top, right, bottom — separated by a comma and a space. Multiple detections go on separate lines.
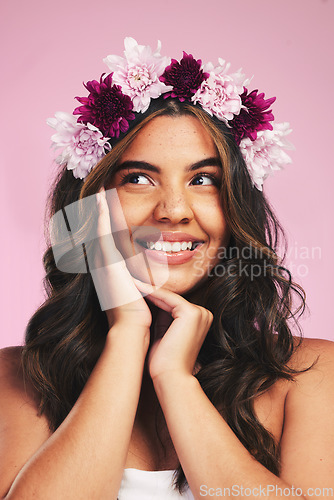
0, 0, 333, 348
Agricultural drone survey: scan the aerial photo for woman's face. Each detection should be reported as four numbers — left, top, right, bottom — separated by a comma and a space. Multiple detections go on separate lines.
108, 115, 230, 295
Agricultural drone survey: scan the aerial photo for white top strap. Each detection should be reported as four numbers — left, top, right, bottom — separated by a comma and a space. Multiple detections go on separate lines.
118, 468, 195, 499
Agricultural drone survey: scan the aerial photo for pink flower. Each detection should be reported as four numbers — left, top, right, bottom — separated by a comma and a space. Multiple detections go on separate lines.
47, 112, 111, 179
192, 59, 247, 123
104, 37, 172, 113
239, 123, 293, 190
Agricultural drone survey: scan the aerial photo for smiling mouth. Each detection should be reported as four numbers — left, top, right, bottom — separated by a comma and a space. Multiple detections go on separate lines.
136, 239, 203, 253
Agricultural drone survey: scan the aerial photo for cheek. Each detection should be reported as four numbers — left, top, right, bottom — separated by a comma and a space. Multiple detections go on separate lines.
202, 217, 230, 271
216, 216, 230, 246
195, 200, 230, 245
116, 194, 152, 226
206, 221, 231, 259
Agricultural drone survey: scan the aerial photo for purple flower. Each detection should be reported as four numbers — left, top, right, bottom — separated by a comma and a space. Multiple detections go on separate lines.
73, 73, 135, 138
230, 89, 276, 145
159, 52, 209, 102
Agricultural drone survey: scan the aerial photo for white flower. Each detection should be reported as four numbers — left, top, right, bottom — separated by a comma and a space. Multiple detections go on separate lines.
239, 122, 293, 190
47, 112, 111, 179
103, 37, 172, 113
192, 59, 249, 123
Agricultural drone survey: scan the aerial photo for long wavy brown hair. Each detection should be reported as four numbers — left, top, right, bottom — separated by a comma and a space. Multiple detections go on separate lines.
23, 98, 307, 493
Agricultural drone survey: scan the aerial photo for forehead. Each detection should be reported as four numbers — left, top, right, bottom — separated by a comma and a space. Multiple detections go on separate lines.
121, 115, 218, 162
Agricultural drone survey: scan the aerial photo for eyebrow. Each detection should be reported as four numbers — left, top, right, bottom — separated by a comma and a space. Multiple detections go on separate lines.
115, 157, 222, 174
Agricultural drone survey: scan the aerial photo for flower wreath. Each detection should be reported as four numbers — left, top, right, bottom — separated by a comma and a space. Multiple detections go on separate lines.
47, 37, 292, 190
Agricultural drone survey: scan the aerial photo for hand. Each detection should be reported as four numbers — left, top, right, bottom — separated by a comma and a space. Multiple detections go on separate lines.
135, 283, 213, 381
92, 187, 152, 331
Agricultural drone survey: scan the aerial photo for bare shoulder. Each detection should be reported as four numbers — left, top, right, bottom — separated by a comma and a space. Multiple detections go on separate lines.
0, 346, 52, 498
0, 344, 51, 425
0, 345, 23, 369
0, 346, 28, 398
0, 346, 24, 374
279, 337, 334, 487
285, 336, 334, 412
288, 336, 334, 384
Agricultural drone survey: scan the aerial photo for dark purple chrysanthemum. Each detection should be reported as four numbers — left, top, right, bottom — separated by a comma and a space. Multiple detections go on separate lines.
73, 73, 135, 138
159, 52, 209, 102
229, 88, 276, 145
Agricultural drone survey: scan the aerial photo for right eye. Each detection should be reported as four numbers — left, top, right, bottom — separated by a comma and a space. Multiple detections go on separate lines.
120, 173, 152, 185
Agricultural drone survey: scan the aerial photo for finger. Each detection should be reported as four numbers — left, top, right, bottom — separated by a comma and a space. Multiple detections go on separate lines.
143, 286, 212, 326
142, 285, 189, 311
133, 280, 178, 313
96, 188, 112, 237
133, 278, 156, 295
94, 189, 124, 268
133, 279, 175, 310
143, 293, 173, 314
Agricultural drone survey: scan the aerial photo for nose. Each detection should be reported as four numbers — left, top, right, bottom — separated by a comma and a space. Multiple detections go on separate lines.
153, 186, 194, 224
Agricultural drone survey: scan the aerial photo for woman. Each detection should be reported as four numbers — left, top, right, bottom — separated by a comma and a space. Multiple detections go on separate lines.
0, 39, 333, 499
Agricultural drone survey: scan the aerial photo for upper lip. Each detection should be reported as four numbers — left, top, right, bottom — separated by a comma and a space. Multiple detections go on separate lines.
135, 231, 204, 243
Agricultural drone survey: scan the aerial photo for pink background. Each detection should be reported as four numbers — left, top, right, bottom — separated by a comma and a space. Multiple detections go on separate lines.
1, 0, 333, 349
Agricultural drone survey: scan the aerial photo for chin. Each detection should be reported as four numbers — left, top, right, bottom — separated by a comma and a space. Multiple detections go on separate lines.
160, 276, 210, 299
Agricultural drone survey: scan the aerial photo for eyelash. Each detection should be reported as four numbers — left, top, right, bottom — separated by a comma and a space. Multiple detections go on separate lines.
118, 171, 220, 186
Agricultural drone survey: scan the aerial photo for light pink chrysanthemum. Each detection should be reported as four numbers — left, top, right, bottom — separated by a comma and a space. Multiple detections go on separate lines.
192, 59, 248, 123
47, 112, 111, 179
205, 58, 249, 91
239, 123, 293, 191
103, 37, 172, 113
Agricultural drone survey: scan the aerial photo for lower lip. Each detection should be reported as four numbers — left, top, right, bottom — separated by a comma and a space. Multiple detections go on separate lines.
140, 243, 204, 265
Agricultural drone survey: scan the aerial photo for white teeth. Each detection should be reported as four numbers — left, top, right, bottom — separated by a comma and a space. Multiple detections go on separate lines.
172, 242, 181, 252
162, 242, 172, 252
145, 240, 199, 252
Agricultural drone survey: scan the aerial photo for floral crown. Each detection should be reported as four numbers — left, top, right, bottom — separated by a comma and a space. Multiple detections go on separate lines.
47, 37, 292, 190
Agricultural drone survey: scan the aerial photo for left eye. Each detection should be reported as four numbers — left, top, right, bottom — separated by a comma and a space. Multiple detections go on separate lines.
191, 174, 217, 186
